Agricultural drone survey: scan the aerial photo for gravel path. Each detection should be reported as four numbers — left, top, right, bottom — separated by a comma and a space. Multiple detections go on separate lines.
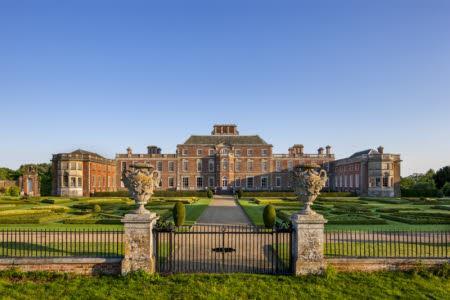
196, 195, 251, 225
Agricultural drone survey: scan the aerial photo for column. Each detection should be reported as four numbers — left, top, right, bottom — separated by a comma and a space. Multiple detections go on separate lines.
291, 212, 327, 275
121, 212, 159, 275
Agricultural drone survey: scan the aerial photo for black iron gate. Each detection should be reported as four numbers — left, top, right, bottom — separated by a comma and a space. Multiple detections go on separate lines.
154, 224, 292, 274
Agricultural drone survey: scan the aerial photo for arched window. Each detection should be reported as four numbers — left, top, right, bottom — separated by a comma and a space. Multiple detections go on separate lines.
222, 159, 228, 171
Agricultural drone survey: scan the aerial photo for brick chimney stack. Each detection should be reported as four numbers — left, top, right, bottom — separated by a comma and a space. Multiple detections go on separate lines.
326, 145, 331, 155
377, 146, 384, 154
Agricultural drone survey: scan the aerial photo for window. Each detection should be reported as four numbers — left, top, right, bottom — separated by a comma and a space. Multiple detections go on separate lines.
275, 160, 282, 172
209, 149, 215, 156
92, 176, 96, 188
261, 177, 268, 189
63, 174, 69, 187
70, 162, 76, 170
261, 160, 268, 172
246, 177, 254, 189
261, 149, 268, 156
121, 162, 127, 173
70, 177, 76, 187
182, 177, 189, 189
339, 175, 343, 188
222, 159, 228, 171
197, 159, 202, 172
208, 176, 215, 187
355, 175, 360, 188
235, 177, 241, 187
247, 160, 253, 172
196, 177, 203, 188
182, 149, 188, 156
168, 177, 174, 188
222, 176, 228, 187
235, 160, 241, 172
288, 160, 293, 171
77, 162, 82, 170
235, 149, 241, 157
376, 177, 381, 187
349, 175, 353, 188
383, 176, 389, 187
208, 159, 215, 172
247, 149, 253, 156
344, 175, 348, 187
335, 176, 338, 188
275, 176, 282, 187
221, 148, 229, 155
197, 149, 203, 156
168, 161, 175, 172
182, 160, 188, 172
157, 161, 163, 172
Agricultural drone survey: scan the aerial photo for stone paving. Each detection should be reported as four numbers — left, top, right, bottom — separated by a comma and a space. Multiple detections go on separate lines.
196, 195, 251, 225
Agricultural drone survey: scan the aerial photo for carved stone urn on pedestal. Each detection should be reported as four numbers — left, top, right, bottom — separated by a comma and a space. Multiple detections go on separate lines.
290, 163, 328, 275
121, 163, 161, 275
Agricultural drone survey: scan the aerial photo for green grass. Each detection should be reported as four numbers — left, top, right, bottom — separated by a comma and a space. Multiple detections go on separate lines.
0, 197, 211, 229
240, 196, 450, 230
0, 269, 448, 299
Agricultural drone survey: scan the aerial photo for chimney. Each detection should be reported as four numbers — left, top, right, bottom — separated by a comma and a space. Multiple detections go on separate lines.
126, 147, 132, 156
377, 146, 384, 154
147, 146, 161, 155
318, 147, 324, 155
326, 145, 331, 155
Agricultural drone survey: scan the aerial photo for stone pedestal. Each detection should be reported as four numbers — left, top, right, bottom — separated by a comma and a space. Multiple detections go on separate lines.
291, 212, 327, 275
121, 212, 159, 275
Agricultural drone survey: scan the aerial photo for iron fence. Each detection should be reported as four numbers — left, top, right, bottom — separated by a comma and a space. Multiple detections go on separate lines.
155, 224, 292, 274
325, 230, 450, 259
0, 229, 124, 258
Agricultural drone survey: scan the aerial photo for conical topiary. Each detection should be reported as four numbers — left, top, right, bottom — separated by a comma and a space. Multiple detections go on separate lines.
173, 202, 186, 227
263, 205, 276, 228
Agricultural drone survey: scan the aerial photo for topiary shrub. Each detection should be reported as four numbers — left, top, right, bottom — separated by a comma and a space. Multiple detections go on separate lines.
93, 204, 102, 213
206, 189, 213, 199
5, 186, 20, 197
263, 205, 276, 228
237, 189, 243, 199
173, 202, 185, 226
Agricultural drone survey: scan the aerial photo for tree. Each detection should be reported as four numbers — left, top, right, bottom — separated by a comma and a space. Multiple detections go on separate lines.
433, 166, 450, 189
401, 169, 436, 189
442, 182, 450, 197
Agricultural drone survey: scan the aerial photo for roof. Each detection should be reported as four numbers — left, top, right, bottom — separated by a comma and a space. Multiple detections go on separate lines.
69, 149, 110, 160
349, 149, 378, 158
182, 135, 268, 145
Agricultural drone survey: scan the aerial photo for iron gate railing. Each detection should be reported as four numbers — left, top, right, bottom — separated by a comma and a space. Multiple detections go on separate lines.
154, 224, 292, 274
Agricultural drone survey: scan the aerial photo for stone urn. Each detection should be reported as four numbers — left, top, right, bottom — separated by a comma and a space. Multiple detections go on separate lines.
122, 163, 161, 215
291, 164, 328, 215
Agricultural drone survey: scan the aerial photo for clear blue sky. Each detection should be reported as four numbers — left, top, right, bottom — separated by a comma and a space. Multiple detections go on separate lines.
1, 0, 449, 176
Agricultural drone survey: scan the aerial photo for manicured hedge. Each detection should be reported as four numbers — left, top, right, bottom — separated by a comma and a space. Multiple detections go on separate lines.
62, 218, 122, 224
242, 191, 355, 198
401, 188, 443, 198
431, 205, 450, 211
92, 190, 209, 198
380, 212, 450, 224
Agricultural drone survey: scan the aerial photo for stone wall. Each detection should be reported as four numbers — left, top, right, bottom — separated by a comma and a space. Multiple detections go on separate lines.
0, 258, 121, 275
328, 258, 449, 272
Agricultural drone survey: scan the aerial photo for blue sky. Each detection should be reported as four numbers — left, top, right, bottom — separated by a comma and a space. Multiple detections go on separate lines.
1, 0, 449, 176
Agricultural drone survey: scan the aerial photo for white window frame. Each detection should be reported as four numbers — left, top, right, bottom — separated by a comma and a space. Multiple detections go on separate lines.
208, 159, 215, 172
182, 160, 188, 172
209, 149, 215, 156
235, 160, 241, 172
246, 176, 254, 189
168, 161, 175, 172
261, 176, 268, 189
247, 160, 253, 172
261, 160, 268, 172
275, 176, 282, 188
168, 177, 174, 188
196, 176, 203, 189
261, 149, 268, 156
182, 177, 189, 189
157, 161, 163, 172
196, 159, 202, 172
197, 149, 203, 156
208, 176, 215, 187
288, 160, 293, 171
275, 160, 282, 172
182, 149, 188, 156
235, 177, 241, 187
247, 149, 253, 157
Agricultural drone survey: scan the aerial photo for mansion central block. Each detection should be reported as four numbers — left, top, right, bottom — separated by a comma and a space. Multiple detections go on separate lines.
52, 124, 402, 197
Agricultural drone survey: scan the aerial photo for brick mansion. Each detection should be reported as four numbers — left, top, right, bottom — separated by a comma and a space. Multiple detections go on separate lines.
52, 124, 402, 197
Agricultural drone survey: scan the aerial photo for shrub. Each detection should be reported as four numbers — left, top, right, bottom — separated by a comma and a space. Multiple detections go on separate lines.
431, 205, 450, 211
93, 204, 102, 213
263, 205, 276, 228
442, 182, 450, 197
380, 212, 450, 224
236, 189, 243, 199
5, 186, 20, 197
401, 188, 441, 198
206, 189, 213, 199
173, 202, 185, 226
41, 199, 55, 204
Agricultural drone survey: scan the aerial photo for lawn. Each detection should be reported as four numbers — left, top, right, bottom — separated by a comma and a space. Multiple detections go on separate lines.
0, 196, 211, 229
238, 196, 450, 231
0, 268, 448, 299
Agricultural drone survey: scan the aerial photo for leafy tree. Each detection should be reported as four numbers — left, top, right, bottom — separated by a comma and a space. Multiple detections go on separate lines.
0, 167, 20, 180
442, 182, 450, 197
5, 186, 20, 196
401, 169, 436, 189
433, 166, 450, 189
